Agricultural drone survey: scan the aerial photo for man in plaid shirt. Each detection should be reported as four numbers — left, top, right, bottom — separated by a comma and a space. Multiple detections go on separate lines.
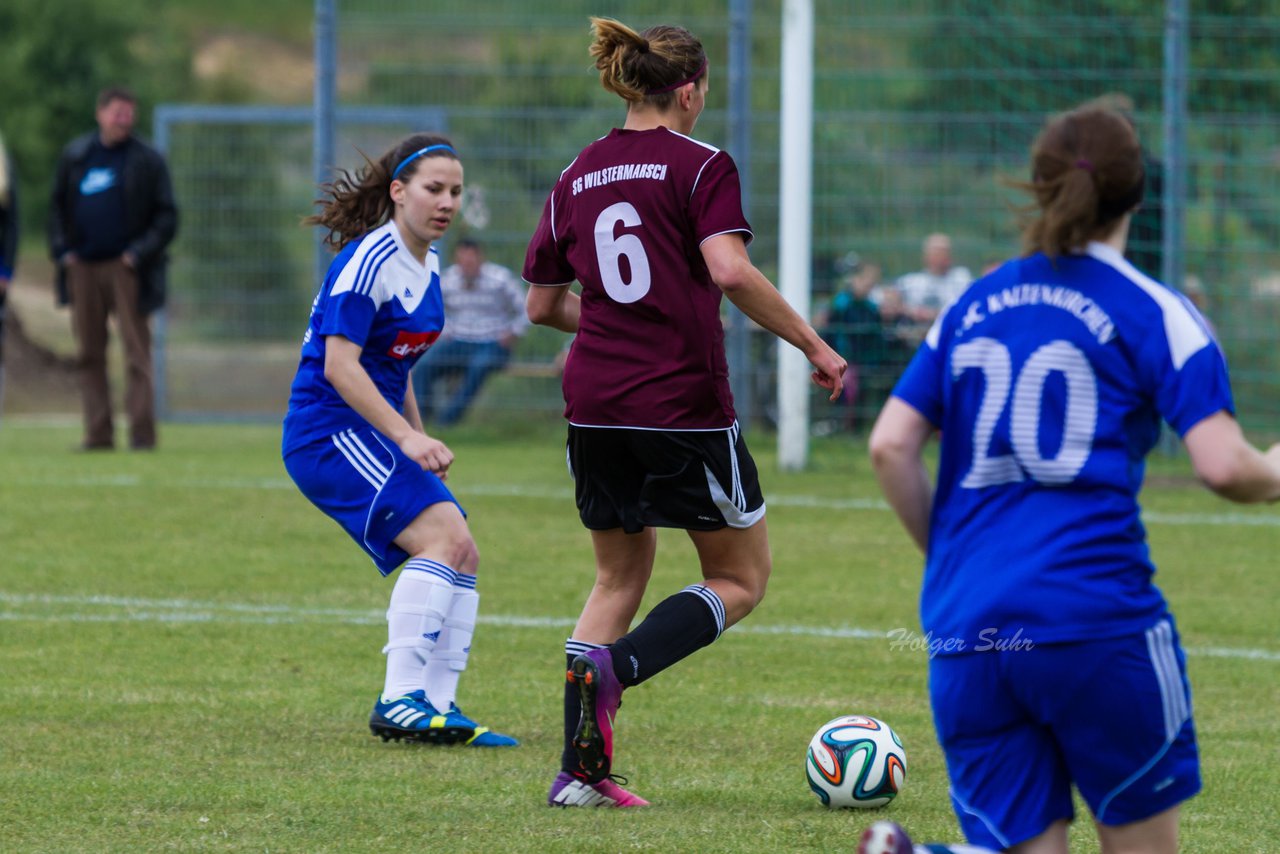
412, 238, 529, 425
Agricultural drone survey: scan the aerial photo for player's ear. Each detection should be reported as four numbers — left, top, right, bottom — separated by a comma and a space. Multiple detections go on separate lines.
389, 178, 406, 205
678, 82, 696, 111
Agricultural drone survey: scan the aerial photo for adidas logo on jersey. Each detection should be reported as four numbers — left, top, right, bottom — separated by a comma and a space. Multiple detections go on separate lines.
423, 630, 441, 643
404, 287, 413, 298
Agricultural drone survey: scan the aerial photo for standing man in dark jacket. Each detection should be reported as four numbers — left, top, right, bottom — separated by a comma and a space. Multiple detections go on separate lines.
49, 86, 177, 450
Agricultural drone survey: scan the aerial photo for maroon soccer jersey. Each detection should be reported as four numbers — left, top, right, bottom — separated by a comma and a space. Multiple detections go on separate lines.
523, 127, 753, 429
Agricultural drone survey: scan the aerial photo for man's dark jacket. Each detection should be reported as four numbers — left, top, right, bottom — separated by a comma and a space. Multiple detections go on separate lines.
48, 132, 178, 314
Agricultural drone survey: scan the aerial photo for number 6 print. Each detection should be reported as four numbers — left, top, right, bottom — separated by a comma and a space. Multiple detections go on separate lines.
594, 202, 652, 303
953, 337, 1098, 488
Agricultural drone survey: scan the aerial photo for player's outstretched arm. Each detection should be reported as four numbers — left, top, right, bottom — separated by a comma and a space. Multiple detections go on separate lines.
701, 233, 846, 400
1182, 411, 1280, 503
868, 397, 935, 553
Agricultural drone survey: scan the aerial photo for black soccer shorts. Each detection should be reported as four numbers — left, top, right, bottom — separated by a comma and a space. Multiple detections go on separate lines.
566, 422, 766, 533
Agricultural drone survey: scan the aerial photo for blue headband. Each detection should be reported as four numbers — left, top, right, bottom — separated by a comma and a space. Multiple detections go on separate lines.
391, 144, 456, 180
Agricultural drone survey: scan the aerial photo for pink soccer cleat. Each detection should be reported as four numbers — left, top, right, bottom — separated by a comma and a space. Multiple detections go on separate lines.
567, 648, 623, 782
857, 820, 914, 854
547, 771, 650, 808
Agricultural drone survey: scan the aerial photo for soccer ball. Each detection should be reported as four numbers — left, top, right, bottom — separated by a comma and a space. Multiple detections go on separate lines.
805, 715, 907, 809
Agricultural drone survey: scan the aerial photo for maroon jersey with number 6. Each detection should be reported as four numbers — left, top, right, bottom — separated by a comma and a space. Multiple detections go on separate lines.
523, 127, 753, 429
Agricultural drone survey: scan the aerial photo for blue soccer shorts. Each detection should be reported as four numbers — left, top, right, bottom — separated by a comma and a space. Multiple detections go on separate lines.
928, 618, 1200, 849
284, 425, 461, 575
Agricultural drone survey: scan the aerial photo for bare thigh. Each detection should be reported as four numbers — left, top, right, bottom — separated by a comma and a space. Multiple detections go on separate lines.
393, 501, 479, 573
1094, 805, 1180, 854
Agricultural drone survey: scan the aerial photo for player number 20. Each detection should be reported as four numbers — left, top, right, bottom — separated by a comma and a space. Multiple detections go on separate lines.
594, 202, 652, 303
953, 337, 1098, 488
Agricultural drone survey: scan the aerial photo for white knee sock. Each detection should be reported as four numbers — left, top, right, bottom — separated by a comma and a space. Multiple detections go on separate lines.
425, 571, 479, 712
382, 559, 457, 701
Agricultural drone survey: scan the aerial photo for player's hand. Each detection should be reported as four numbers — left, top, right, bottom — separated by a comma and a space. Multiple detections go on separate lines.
401, 433, 454, 479
808, 341, 848, 402
1263, 443, 1280, 501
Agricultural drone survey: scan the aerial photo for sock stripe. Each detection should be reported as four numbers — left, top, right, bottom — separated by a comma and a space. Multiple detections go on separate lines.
565, 639, 607, 657
403, 559, 457, 585
682, 584, 726, 638
453, 572, 478, 590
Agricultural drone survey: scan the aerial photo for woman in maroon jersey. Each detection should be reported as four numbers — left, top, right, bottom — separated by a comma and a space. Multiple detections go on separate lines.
524, 16, 847, 808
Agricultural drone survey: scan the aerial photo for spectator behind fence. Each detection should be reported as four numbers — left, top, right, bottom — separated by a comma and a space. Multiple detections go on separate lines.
48, 86, 177, 451
818, 259, 908, 430
0, 131, 18, 421
895, 232, 971, 325
412, 238, 528, 426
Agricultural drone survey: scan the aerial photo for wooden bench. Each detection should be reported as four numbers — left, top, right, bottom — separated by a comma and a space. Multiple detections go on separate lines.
504, 360, 561, 379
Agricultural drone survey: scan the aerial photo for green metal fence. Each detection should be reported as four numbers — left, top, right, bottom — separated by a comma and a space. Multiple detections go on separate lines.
158, 0, 1280, 437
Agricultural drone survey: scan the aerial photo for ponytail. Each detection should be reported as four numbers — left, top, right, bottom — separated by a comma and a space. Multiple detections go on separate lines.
589, 17, 706, 108
1015, 107, 1145, 258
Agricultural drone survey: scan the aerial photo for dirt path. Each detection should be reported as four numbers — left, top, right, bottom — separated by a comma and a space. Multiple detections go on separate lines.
3, 270, 79, 414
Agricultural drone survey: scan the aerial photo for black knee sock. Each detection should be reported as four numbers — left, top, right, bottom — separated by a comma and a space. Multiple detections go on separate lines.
609, 585, 725, 687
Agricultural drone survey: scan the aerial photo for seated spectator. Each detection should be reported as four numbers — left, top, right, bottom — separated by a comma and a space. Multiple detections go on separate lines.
819, 259, 910, 431
413, 238, 528, 425
821, 259, 886, 367
895, 233, 972, 324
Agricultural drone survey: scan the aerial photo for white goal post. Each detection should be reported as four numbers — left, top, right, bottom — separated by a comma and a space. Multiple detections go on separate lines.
777, 0, 814, 470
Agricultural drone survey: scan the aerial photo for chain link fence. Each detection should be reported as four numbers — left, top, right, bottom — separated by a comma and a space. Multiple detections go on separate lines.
157, 0, 1280, 437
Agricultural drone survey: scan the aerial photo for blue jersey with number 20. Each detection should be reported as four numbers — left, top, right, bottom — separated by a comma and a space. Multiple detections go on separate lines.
892, 242, 1232, 650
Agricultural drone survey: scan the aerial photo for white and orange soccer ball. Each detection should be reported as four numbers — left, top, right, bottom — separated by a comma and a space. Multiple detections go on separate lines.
805, 715, 907, 809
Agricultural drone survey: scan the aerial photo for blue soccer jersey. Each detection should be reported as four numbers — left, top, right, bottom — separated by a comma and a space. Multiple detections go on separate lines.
283, 221, 444, 454
892, 242, 1232, 649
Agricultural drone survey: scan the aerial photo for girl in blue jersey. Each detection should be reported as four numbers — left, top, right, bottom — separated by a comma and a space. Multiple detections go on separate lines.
867, 107, 1280, 853
283, 133, 516, 748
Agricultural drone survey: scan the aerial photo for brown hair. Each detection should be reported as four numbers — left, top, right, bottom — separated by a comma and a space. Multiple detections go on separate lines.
305, 133, 458, 250
1014, 107, 1145, 258
96, 86, 136, 109
589, 17, 707, 109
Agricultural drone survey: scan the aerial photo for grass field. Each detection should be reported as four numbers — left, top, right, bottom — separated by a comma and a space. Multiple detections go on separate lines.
1, 419, 1277, 853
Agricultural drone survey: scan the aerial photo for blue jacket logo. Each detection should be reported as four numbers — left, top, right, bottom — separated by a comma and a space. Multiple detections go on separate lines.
80, 168, 117, 196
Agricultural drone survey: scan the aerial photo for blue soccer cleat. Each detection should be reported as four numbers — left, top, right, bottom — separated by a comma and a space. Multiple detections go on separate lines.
443, 702, 520, 747
369, 690, 518, 747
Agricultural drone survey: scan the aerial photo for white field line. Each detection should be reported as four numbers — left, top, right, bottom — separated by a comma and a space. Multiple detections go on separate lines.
7, 475, 1279, 527
1, 592, 1276, 662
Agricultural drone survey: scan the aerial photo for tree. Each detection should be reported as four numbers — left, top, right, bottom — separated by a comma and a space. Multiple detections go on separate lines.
0, 0, 190, 239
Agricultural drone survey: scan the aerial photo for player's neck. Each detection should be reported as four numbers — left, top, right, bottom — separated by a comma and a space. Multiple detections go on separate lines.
1097, 213, 1132, 255
623, 107, 693, 136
